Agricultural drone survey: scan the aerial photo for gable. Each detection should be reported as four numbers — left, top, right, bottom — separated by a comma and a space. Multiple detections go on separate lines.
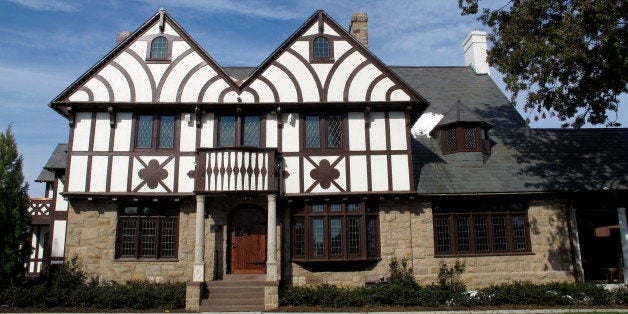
51, 9, 428, 116
55, 9, 238, 107
243, 11, 426, 104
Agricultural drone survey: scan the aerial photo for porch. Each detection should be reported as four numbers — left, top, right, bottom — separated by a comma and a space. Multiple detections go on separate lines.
188, 147, 281, 311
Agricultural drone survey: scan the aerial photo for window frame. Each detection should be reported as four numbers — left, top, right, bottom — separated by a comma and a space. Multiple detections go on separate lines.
115, 202, 180, 260
215, 114, 264, 148
309, 35, 335, 63
133, 114, 178, 151
149, 36, 168, 60
302, 113, 346, 151
432, 200, 532, 257
145, 35, 173, 63
291, 200, 380, 262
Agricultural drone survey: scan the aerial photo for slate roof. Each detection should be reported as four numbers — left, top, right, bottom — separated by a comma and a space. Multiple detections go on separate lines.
436, 100, 493, 129
35, 144, 67, 182
391, 66, 628, 194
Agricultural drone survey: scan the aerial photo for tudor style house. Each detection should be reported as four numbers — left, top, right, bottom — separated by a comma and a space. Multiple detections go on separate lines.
29, 8, 627, 312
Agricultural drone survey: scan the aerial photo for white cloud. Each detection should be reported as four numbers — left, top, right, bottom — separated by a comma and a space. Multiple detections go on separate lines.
7, 0, 80, 12
136, 0, 307, 20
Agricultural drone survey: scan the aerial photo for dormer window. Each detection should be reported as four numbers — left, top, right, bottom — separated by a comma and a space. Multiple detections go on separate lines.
150, 36, 168, 60
435, 101, 493, 155
442, 125, 490, 154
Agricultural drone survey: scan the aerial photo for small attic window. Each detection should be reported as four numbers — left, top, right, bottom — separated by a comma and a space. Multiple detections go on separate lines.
310, 36, 334, 63
150, 36, 168, 59
313, 37, 329, 58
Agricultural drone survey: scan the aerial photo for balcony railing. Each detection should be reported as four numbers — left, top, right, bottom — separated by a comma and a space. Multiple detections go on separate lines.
196, 147, 280, 193
28, 198, 53, 224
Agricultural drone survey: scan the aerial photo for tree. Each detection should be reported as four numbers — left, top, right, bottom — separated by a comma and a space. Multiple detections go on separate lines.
0, 125, 31, 284
459, 0, 627, 128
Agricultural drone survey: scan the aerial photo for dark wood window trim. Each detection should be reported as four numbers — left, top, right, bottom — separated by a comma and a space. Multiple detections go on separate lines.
309, 35, 335, 63
133, 113, 179, 151
432, 200, 531, 257
302, 113, 347, 152
115, 202, 179, 260
144, 34, 176, 63
441, 125, 490, 155
215, 114, 265, 148
291, 200, 380, 262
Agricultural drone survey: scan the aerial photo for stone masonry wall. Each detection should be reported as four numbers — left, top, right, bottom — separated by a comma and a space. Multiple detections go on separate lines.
287, 198, 575, 288
65, 199, 196, 283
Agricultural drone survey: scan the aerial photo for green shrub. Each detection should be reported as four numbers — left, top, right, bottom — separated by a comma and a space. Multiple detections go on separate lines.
0, 257, 185, 310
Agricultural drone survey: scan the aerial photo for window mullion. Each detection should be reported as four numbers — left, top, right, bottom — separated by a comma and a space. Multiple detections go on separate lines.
505, 213, 514, 253
449, 214, 457, 255
487, 213, 494, 253
236, 115, 242, 147
469, 213, 476, 254
360, 215, 366, 259
135, 217, 141, 259
156, 217, 162, 259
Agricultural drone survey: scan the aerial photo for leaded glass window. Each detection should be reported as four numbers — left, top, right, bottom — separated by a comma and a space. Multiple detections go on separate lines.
219, 116, 236, 147
313, 37, 329, 59
305, 115, 320, 148
432, 199, 530, 256
243, 116, 260, 147
159, 115, 175, 148
348, 217, 360, 255
512, 216, 527, 250
295, 220, 305, 256
150, 36, 168, 59
446, 128, 457, 151
330, 218, 342, 255
456, 217, 470, 252
464, 127, 477, 148
137, 115, 153, 148
291, 200, 379, 261
327, 115, 342, 147
312, 218, 324, 256
116, 203, 179, 259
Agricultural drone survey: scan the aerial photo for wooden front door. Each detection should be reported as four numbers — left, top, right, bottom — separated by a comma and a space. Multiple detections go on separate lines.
229, 206, 267, 274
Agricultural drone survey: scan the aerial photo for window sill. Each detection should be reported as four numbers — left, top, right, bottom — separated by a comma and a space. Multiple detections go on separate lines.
146, 59, 171, 64
434, 251, 533, 258
291, 257, 381, 263
310, 58, 335, 64
114, 258, 179, 262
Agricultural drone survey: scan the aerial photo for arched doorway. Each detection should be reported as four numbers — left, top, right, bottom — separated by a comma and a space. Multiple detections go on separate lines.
228, 205, 267, 274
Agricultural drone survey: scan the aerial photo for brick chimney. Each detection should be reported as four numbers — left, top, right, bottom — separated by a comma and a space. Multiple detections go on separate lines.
463, 31, 490, 76
116, 31, 131, 45
349, 12, 368, 48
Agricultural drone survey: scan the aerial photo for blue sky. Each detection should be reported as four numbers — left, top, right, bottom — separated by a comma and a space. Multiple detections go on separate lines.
1, 0, 626, 196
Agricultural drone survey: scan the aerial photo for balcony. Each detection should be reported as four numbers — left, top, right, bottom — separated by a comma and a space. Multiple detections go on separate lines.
196, 147, 280, 194
28, 198, 53, 224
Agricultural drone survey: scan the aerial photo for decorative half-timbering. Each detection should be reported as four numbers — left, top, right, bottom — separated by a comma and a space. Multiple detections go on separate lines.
32, 7, 628, 313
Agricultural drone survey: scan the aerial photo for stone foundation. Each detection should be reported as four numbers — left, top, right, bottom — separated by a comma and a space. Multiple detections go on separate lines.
65, 199, 196, 282
185, 282, 204, 311
287, 198, 575, 289
264, 284, 279, 310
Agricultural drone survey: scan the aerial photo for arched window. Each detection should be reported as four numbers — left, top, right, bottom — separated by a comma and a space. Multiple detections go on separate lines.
150, 36, 168, 60
313, 37, 329, 59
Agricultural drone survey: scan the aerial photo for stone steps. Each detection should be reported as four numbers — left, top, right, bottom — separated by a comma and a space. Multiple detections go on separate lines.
199, 274, 266, 312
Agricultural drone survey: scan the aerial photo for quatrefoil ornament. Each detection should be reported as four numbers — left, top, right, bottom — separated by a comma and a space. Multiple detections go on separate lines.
138, 159, 168, 189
